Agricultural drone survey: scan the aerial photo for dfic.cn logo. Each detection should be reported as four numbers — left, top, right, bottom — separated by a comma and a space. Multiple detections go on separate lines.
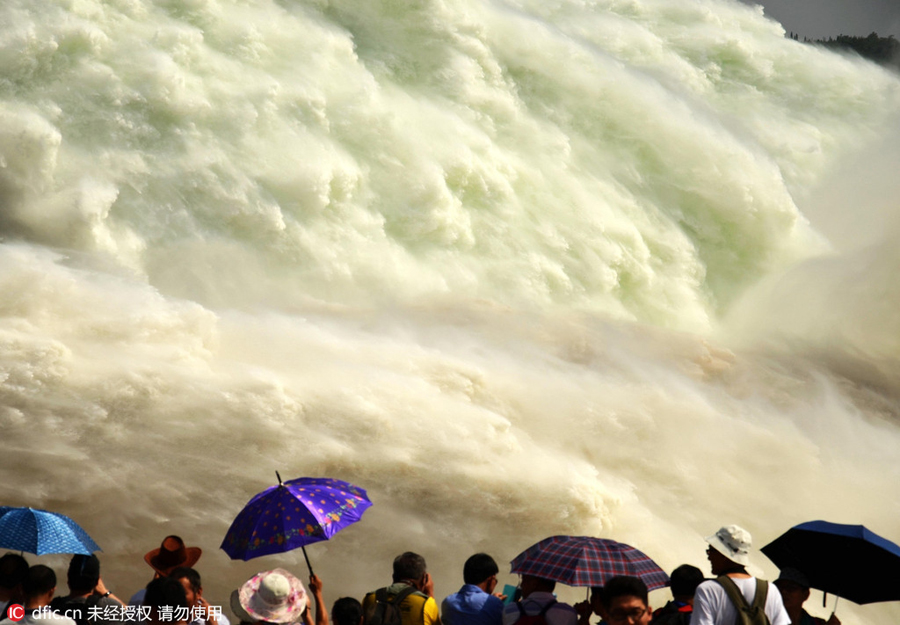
7, 604, 25, 621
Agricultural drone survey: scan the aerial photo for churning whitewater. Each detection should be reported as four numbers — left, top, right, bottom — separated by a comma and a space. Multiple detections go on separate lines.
1, 0, 900, 622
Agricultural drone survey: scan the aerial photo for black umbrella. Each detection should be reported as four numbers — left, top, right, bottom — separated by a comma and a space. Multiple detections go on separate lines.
761, 520, 900, 605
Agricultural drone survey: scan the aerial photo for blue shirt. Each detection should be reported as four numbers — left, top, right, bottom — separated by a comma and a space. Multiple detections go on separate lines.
442, 585, 504, 625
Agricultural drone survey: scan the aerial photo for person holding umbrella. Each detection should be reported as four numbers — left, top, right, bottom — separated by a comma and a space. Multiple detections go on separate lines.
692, 525, 790, 625
50, 554, 126, 625
773, 569, 840, 625
500, 575, 578, 625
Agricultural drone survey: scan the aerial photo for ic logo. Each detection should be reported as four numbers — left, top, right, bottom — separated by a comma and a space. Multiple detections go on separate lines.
7, 604, 25, 622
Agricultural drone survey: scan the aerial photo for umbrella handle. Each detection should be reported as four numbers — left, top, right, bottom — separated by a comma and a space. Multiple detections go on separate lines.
302, 545, 315, 577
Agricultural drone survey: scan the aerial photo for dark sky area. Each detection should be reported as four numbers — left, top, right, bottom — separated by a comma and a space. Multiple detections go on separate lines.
742, 0, 900, 40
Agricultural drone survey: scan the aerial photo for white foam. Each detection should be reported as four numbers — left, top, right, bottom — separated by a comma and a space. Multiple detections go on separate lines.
1, 1, 900, 623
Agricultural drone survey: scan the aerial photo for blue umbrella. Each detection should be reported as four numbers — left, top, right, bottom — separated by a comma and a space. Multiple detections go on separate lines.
761, 520, 900, 604
221, 473, 372, 574
0, 507, 101, 555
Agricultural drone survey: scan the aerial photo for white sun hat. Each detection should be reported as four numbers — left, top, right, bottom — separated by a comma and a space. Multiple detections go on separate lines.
706, 525, 752, 566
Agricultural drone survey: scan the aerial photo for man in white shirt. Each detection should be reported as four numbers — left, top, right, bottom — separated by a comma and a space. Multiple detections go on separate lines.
692, 525, 790, 625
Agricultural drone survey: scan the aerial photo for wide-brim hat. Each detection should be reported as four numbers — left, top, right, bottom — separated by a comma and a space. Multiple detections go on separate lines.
144, 535, 202, 576
706, 525, 751, 566
232, 568, 307, 624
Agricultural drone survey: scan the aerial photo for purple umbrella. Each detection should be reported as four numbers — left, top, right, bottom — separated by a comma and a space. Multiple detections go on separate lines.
221, 473, 372, 574
510, 535, 669, 590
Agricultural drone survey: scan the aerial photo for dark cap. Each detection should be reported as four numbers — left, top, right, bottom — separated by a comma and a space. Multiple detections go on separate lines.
775, 567, 810, 589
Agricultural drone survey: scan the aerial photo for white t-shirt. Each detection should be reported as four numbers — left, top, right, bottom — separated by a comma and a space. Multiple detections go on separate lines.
692, 577, 790, 625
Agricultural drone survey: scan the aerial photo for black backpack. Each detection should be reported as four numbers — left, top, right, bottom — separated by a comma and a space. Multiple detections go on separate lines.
650, 602, 692, 625
714, 576, 771, 625
367, 586, 421, 625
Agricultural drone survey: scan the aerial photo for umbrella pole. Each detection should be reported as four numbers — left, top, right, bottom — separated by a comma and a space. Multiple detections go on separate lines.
302, 545, 315, 577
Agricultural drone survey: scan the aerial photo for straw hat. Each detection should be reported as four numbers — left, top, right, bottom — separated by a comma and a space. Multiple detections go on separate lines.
231, 569, 307, 624
144, 536, 202, 576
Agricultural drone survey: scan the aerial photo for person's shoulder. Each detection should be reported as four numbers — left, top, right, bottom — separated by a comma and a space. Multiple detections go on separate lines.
548, 602, 578, 614
502, 602, 521, 615
362, 589, 381, 606
699, 576, 745, 591
365, 587, 389, 598
213, 610, 232, 625
483, 594, 504, 607
128, 589, 146, 607
693, 579, 725, 601
652, 601, 678, 616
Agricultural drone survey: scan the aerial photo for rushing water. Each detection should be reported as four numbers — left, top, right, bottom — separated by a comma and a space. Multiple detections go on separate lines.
2, 0, 900, 622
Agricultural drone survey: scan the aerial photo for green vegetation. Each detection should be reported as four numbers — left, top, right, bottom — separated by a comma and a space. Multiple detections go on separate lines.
787, 31, 900, 71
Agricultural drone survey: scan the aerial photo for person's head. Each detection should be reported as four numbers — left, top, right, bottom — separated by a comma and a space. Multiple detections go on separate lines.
144, 576, 189, 622
704, 525, 751, 574
23, 565, 57, 606
170, 566, 202, 606
774, 568, 812, 612
67, 554, 101, 595
669, 564, 704, 601
0, 553, 29, 595
332, 597, 363, 625
463, 553, 499, 592
600, 576, 651, 625
519, 575, 555, 599
392, 552, 427, 587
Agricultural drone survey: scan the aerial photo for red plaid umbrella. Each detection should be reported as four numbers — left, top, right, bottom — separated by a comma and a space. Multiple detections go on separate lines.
510, 535, 669, 590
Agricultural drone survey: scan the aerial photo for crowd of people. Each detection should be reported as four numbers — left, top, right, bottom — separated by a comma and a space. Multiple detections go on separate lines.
0, 525, 840, 625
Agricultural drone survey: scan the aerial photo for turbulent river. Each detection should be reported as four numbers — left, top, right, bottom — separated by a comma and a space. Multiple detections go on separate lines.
2, 0, 900, 622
